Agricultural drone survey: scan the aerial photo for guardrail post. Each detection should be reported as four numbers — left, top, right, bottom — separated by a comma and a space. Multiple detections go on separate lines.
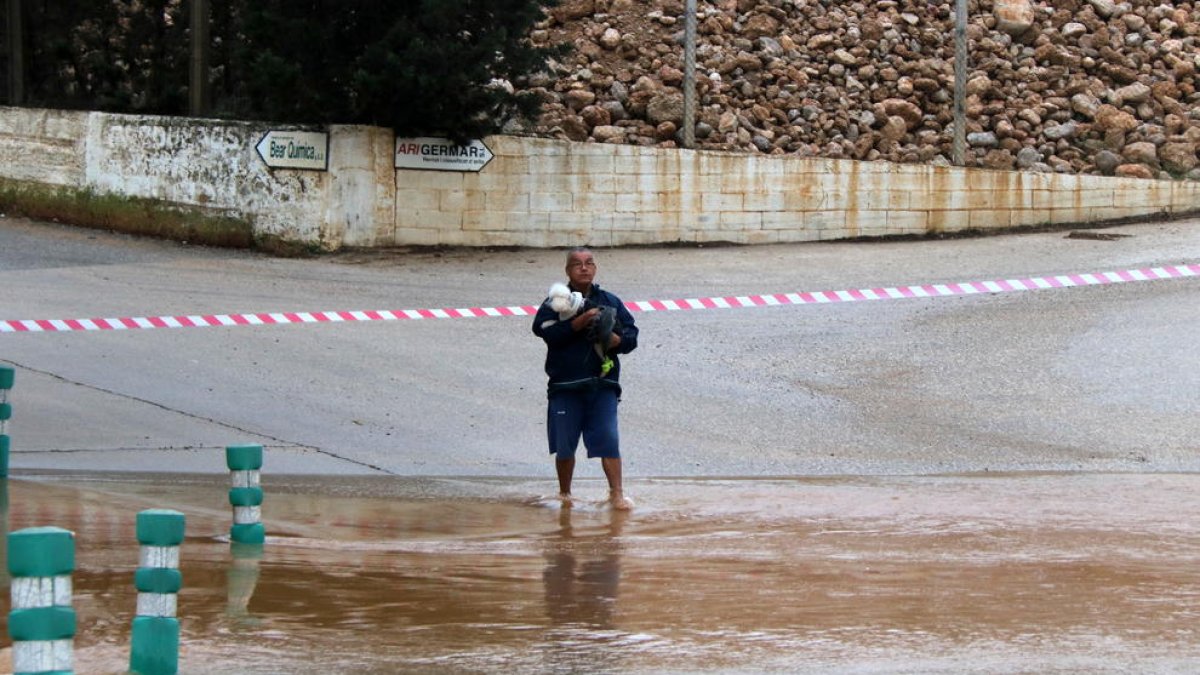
130, 509, 185, 675
1, 364, 14, 477
8, 526, 75, 675
226, 444, 265, 544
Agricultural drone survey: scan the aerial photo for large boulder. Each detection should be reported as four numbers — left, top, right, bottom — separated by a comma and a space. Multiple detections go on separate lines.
1159, 143, 1199, 174
1122, 142, 1160, 168
994, 0, 1036, 36
1093, 105, 1139, 133
968, 131, 999, 148
1043, 122, 1078, 141
1093, 150, 1123, 174
881, 98, 924, 130
558, 115, 591, 142
1114, 82, 1152, 105
1087, 0, 1117, 18
599, 28, 622, 50
551, 0, 595, 23
1115, 164, 1155, 179
741, 13, 780, 40
592, 125, 626, 143
1016, 146, 1043, 169
983, 149, 1016, 170
646, 93, 685, 125
580, 104, 611, 128
1071, 94, 1101, 118
879, 116, 909, 144
565, 89, 597, 111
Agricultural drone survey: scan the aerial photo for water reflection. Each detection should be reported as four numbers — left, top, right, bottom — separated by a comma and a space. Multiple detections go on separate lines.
226, 542, 263, 624
543, 507, 627, 628
0, 480, 8, 585
2, 474, 1200, 673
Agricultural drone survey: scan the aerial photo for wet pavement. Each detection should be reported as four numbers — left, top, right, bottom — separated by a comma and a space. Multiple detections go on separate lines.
1, 471, 1198, 673
2, 216, 1200, 672
3, 215, 1199, 478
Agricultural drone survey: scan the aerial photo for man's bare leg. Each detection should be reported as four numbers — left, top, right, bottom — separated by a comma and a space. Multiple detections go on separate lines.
556, 458, 575, 505
602, 457, 632, 510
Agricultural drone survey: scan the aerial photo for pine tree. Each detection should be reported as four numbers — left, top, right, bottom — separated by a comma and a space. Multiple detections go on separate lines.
5, 0, 564, 138
232, 0, 563, 139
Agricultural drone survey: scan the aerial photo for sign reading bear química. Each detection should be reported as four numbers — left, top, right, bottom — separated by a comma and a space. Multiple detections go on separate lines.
255, 131, 329, 171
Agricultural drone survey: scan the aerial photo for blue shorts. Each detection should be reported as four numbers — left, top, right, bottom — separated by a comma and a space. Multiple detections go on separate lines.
546, 388, 620, 460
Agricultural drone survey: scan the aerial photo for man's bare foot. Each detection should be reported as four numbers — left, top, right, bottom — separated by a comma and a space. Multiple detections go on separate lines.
558, 492, 574, 507
609, 492, 633, 511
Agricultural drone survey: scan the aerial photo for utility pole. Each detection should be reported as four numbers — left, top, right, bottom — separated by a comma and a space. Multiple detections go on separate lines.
952, 0, 967, 166
190, 0, 210, 116
6, 0, 24, 105
682, 0, 696, 149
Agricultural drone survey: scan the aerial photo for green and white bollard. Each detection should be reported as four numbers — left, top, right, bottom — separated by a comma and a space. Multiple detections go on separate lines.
226, 444, 265, 545
130, 509, 185, 675
8, 526, 75, 675
0, 363, 14, 477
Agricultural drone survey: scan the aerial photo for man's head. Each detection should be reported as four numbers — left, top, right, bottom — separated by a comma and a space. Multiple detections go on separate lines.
565, 247, 597, 291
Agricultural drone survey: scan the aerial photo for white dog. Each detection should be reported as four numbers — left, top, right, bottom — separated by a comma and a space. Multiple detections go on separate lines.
544, 282, 584, 324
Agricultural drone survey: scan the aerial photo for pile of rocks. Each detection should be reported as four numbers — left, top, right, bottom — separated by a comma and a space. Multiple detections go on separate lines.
514, 0, 1200, 180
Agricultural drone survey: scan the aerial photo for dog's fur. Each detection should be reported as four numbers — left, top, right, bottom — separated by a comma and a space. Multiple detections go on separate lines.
547, 282, 584, 320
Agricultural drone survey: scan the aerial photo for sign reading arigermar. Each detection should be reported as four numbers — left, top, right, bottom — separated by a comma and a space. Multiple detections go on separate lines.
255, 130, 329, 171
395, 137, 493, 172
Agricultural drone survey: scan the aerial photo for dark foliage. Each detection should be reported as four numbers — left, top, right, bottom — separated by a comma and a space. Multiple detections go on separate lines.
1, 2, 187, 113
2, 0, 563, 139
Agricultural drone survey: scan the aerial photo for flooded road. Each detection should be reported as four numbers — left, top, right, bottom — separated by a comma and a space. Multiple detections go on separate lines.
1, 472, 1198, 673
4, 210, 1200, 673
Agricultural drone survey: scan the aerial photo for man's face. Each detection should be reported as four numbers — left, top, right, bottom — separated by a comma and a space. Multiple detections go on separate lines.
566, 250, 597, 288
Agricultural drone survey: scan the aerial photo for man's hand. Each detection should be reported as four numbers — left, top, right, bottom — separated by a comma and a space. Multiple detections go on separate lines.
570, 307, 599, 332
608, 333, 621, 350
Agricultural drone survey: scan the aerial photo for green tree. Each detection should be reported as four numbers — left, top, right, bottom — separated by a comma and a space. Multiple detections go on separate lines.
116, 0, 189, 113
8, 1, 188, 114
232, 0, 563, 139
4, 0, 564, 138
19, 3, 119, 109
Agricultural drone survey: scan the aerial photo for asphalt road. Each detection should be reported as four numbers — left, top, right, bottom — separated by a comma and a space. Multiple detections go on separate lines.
1, 215, 1197, 480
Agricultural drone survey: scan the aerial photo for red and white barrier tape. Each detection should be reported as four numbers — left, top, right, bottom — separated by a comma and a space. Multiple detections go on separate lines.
2, 264, 1196, 334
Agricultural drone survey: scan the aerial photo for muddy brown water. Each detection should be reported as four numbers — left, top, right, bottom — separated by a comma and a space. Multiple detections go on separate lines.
0, 472, 1198, 673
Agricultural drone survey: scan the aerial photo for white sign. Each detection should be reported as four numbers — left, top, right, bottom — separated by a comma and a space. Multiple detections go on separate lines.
255, 130, 329, 171
395, 137, 493, 172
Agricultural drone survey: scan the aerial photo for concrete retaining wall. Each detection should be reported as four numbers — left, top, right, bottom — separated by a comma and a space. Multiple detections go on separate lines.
2, 106, 1199, 249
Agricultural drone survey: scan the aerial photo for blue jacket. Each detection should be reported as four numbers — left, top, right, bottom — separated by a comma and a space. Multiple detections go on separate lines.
532, 282, 638, 395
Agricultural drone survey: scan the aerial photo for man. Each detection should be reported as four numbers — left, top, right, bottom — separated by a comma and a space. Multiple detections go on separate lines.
532, 247, 639, 510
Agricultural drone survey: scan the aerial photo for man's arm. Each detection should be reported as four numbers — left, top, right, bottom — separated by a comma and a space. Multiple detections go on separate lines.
533, 303, 595, 347
610, 299, 638, 354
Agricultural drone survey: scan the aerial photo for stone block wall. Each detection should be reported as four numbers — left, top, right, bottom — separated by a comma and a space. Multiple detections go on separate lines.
0, 108, 88, 186
397, 135, 1200, 247
2, 107, 1198, 250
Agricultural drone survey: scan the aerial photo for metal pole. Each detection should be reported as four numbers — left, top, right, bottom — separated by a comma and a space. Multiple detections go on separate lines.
189, 0, 210, 116
682, 0, 696, 149
952, 0, 967, 166
6, 0, 24, 105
